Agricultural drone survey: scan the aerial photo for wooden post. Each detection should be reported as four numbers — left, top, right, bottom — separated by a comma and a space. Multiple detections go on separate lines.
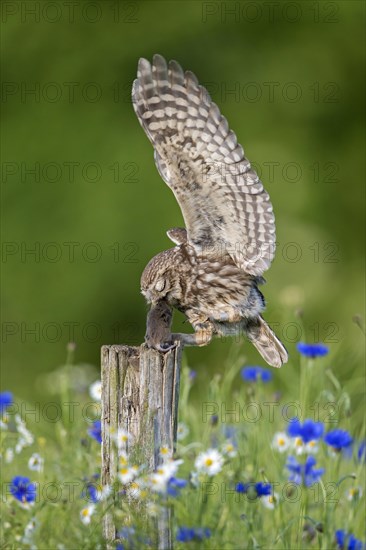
101, 343, 182, 548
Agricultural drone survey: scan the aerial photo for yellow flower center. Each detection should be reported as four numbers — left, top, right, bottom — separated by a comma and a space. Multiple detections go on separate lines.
278, 438, 285, 446
205, 458, 213, 466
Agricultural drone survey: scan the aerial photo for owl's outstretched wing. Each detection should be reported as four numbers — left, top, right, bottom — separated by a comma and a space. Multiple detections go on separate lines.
132, 54, 276, 275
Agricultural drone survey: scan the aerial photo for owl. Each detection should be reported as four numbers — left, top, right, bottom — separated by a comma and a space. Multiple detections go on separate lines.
133, 54, 288, 368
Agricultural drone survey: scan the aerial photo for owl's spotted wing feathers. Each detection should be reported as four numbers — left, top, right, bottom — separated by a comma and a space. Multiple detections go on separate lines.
132, 54, 276, 275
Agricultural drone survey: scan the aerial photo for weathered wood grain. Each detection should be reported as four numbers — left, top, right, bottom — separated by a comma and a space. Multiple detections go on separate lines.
101, 343, 182, 548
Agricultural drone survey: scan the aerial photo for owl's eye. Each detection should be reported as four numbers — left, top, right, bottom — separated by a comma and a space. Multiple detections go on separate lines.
155, 279, 166, 292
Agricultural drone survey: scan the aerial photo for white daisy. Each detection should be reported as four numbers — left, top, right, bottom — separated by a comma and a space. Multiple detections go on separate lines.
304, 440, 319, 454
195, 449, 224, 476
271, 432, 291, 453
159, 446, 173, 462
113, 428, 132, 449
149, 472, 169, 493
127, 479, 147, 499
346, 486, 363, 501
5, 448, 14, 463
177, 422, 189, 441
23, 518, 38, 543
80, 504, 95, 525
149, 459, 184, 492
118, 465, 139, 485
28, 453, 44, 472
222, 441, 237, 458
89, 380, 102, 402
261, 492, 279, 510
156, 459, 183, 479
0, 413, 9, 430
118, 451, 128, 468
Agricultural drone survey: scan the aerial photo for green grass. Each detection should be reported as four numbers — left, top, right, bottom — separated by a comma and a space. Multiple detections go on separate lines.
1, 338, 365, 549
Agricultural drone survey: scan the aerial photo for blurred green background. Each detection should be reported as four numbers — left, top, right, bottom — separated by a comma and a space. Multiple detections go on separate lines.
2, 1, 365, 399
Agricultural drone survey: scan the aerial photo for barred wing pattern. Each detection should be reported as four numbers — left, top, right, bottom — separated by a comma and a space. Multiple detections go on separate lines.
132, 54, 276, 275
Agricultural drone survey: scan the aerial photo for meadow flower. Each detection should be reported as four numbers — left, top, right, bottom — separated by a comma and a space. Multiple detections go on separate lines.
89, 380, 102, 401
10, 476, 37, 506
335, 530, 364, 550
118, 465, 139, 485
0, 391, 13, 414
177, 422, 189, 441
261, 492, 279, 510
127, 479, 147, 500
113, 428, 132, 449
159, 445, 173, 461
28, 453, 44, 472
286, 456, 324, 486
288, 418, 324, 443
0, 413, 9, 430
272, 432, 291, 453
167, 477, 188, 497
241, 366, 272, 383
82, 483, 100, 503
324, 429, 353, 452
22, 518, 38, 543
297, 342, 329, 358
235, 482, 272, 498
149, 459, 184, 492
357, 440, 365, 463
88, 420, 102, 443
291, 437, 320, 455
118, 451, 128, 468
345, 486, 363, 502
221, 440, 237, 458
14, 415, 34, 451
176, 526, 211, 542
5, 448, 14, 463
117, 526, 140, 546
189, 369, 197, 381
80, 504, 95, 525
156, 459, 183, 479
255, 482, 272, 496
195, 449, 224, 476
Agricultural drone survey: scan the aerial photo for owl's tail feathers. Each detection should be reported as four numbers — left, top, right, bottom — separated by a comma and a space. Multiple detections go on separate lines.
246, 316, 288, 368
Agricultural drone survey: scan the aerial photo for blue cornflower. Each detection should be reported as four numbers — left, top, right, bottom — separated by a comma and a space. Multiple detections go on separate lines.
82, 483, 99, 503
188, 369, 197, 381
10, 476, 37, 504
194, 528, 211, 541
167, 477, 188, 497
255, 482, 272, 497
335, 530, 364, 550
235, 482, 272, 497
117, 527, 135, 542
324, 429, 353, 451
286, 456, 324, 487
0, 391, 13, 414
177, 527, 195, 542
357, 441, 366, 463
235, 482, 248, 493
297, 342, 329, 358
88, 420, 102, 444
176, 527, 211, 543
288, 418, 324, 443
241, 366, 272, 383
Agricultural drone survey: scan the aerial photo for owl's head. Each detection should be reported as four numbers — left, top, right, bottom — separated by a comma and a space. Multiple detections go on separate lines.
141, 249, 181, 305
